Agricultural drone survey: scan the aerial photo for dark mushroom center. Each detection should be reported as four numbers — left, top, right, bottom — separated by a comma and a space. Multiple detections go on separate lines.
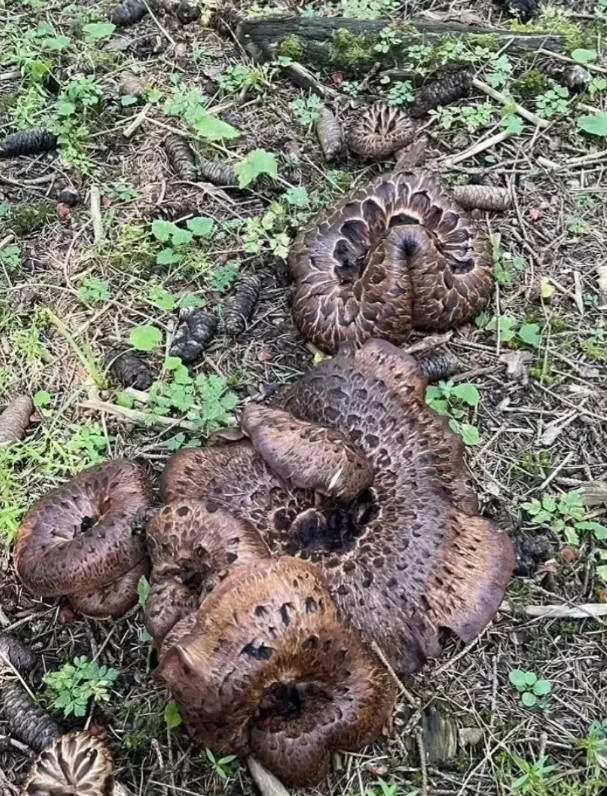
283, 488, 380, 562
254, 681, 332, 727
78, 515, 99, 533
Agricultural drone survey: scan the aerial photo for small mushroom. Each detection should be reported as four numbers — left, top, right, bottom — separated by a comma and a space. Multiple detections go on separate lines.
156, 557, 397, 787
145, 500, 270, 642
14, 460, 154, 619
347, 103, 419, 160
22, 731, 114, 795
241, 404, 374, 502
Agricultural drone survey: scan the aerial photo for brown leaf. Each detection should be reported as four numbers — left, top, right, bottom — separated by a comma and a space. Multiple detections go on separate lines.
56, 203, 72, 220
559, 546, 577, 563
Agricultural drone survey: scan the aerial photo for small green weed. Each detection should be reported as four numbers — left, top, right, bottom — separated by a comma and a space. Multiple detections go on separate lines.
508, 669, 551, 707
387, 80, 415, 106
290, 95, 323, 126
425, 381, 480, 445
43, 656, 119, 717
509, 755, 557, 794
205, 748, 239, 780
0, 244, 21, 272
430, 103, 493, 132
77, 277, 110, 304
535, 86, 569, 118
151, 217, 215, 267
217, 64, 262, 93
522, 492, 607, 547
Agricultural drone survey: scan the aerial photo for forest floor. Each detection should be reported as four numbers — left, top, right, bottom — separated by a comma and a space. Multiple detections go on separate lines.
1, 0, 607, 794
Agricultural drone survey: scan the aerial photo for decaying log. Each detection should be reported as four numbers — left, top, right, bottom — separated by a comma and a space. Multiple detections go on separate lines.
237, 15, 563, 75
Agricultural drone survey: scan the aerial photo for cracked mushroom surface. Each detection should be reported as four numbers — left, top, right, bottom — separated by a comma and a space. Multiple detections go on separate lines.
160, 339, 514, 674
144, 500, 271, 642
157, 557, 396, 788
14, 460, 153, 619
21, 730, 114, 795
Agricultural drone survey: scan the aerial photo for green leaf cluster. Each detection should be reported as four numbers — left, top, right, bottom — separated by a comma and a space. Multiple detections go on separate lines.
508, 669, 551, 707
43, 656, 119, 718
522, 491, 607, 547
425, 381, 480, 446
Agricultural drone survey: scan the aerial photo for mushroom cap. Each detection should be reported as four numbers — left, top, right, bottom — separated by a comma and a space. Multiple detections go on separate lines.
347, 103, 419, 159
15, 460, 153, 618
156, 557, 396, 787
288, 169, 491, 353
21, 731, 114, 795
241, 404, 374, 502
70, 558, 151, 620
272, 338, 514, 673
144, 500, 270, 642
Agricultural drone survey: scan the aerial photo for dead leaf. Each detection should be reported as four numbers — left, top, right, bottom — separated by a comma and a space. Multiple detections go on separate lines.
559, 545, 578, 563
528, 206, 543, 221
56, 203, 72, 221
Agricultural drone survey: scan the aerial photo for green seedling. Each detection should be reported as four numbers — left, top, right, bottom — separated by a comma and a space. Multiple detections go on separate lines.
509, 669, 551, 707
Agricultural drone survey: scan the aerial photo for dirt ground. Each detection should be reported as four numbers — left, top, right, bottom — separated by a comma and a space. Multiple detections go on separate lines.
1, 0, 607, 794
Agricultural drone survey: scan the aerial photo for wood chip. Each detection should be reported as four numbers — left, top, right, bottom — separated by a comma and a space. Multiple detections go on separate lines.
247, 757, 290, 796
578, 481, 607, 508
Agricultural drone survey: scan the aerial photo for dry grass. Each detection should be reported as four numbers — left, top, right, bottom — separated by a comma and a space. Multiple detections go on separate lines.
1, 0, 607, 793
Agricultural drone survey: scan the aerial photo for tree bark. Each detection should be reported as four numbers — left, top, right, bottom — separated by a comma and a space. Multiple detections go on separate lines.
237, 15, 563, 75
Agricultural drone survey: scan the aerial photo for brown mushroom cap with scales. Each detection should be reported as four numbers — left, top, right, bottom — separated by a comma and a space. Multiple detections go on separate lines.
21, 730, 114, 795
157, 557, 397, 788
347, 103, 420, 160
288, 169, 492, 353
241, 404, 374, 502
14, 460, 153, 619
144, 500, 271, 642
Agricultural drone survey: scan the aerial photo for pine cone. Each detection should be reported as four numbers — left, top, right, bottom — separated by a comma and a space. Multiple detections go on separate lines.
451, 184, 512, 212
164, 134, 198, 181
0, 635, 36, 672
109, 0, 148, 26
417, 350, 462, 383
316, 107, 345, 161
0, 129, 57, 159
223, 272, 267, 336
409, 70, 473, 118
170, 309, 218, 363
0, 683, 61, 752
198, 159, 237, 186
107, 347, 154, 390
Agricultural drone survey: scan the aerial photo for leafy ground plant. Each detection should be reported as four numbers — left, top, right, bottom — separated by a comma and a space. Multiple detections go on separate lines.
509, 669, 551, 707
522, 492, 607, 547
43, 656, 118, 717
425, 381, 480, 445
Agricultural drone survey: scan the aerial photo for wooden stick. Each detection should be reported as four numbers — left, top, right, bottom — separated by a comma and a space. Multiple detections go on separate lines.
501, 601, 607, 619
472, 77, 549, 129
441, 129, 513, 168
123, 104, 151, 138
90, 186, 103, 244
247, 757, 290, 796
80, 397, 199, 432
538, 48, 607, 75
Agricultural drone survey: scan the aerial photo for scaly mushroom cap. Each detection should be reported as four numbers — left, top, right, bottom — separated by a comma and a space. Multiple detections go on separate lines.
273, 339, 515, 672
21, 731, 114, 795
288, 169, 492, 353
347, 103, 419, 160
157, 557, 396, 788
14, 460, 153, 619
241, 404, 374, 502
144, 500, 270, 642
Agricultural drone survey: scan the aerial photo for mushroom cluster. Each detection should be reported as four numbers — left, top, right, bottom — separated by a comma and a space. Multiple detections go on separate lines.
11, 342, 513, 788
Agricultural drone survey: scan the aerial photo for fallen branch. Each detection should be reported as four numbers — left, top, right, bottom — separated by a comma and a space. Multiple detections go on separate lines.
80, 396, 199, 432
0, 395, 33, 446
123, 104, 151, 138
472, 77, 549, 129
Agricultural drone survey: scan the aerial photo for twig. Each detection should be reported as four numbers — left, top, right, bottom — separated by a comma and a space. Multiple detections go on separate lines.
141, 0, 177, 46
0, 234, 15, 251
123, 104, 151, 138
441, 129, 513, 168
370, 641, 418, 709
501, 601, 607, 619
80, 396, 199, 432
538, 48, 607, 75
90, 186, 104, 244
247, 757, 290, 796
472, 77, 549, 129
415, 726, 429, 796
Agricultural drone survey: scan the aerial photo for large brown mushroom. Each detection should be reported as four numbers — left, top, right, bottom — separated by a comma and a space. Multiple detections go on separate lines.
144, 500, 271, 642
160, 339, 514, 675
14, 460, 154, 619
156, 557, 397, 788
